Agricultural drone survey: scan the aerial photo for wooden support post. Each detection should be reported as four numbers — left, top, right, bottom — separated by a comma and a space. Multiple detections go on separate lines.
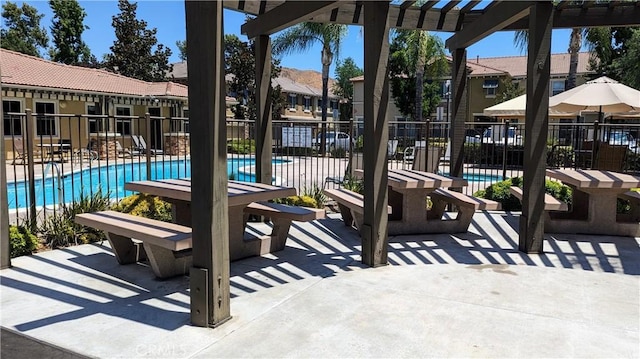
1, 87, 11, 269
362, 1, 391, 267
185, 0, 231, 328
144, 113, 152, 181
450, 48, 467, 180
520, 1, 553, 253
255, 35, 273, 185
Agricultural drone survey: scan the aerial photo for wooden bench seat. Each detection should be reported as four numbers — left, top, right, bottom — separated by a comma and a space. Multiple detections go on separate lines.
426, 189, 501, 232
324, 188, 392, 231
75, 210, 192, 279
510, 186, 569, 211
243, 201, 325, 254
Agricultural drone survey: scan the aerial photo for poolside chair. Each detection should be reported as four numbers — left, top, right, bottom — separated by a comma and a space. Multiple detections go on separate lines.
387, 139, 399, 160
11, 138, 41, 164
323, 153, 364, 188
412, 146, 443, 173
115, 141, 142, 158
594, 142, 627, 171
134, 135, 163, 155
440, 140, 451, 164
403, 140, 426, 163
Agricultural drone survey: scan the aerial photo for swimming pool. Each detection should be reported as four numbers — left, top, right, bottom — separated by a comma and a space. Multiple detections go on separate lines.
6, 158, 285, 210
441, 172, 503, 182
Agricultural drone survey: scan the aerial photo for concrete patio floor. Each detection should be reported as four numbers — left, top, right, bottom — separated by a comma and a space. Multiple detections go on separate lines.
1, 212, 639, 358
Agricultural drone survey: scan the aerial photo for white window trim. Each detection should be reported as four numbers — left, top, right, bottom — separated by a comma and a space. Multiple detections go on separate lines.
303, 96, 311, 113
85, 102, 106, 137
288, 94, 297, 111
115, 104, 134, 135
33, 99, 60, 138
3, 97, 25, 139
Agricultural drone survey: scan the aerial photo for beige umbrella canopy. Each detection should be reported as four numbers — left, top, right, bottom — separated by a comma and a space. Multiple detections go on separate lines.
549, 76, 640, 114
483, 94, 574, 118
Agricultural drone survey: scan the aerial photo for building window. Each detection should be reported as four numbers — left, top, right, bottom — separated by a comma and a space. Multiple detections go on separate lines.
483, 79, 499, 97
552, 80, 566, 96
35, 101, 57, 137
3, 100, 22, 136
288, 94, 297, 110
115, 106, 132, 135
304, 96, 311, 112
330, 99, 339, 110
316, 98, 322, 112
87, 103, 108, 133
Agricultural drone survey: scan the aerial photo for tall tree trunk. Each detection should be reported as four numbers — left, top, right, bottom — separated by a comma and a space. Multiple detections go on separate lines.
320, 46, 333, 156
567, 28, 582, 90
415, 32, 426, 122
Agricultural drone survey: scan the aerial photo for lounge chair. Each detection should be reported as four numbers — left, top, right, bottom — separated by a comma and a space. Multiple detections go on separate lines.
412, 146, 443, 173
11, 138, 41, 164
133, 135, 163, 155
594, 142, 627, 171
387, 139, 399, 160
115, 141, 142, 158
324, 152, 364, 188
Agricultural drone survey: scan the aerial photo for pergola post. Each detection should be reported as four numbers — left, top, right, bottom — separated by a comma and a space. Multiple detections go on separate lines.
255, 35, 273, 185
449, 48, 468, 179
520, 1, 553, 253
362, 1, 391, 267
185, 0, 231, 327
1, 85, 10, 269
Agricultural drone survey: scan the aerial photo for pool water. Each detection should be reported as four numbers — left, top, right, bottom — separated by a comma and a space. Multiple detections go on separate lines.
441, 172, 503, 182
6, 158, 284, 210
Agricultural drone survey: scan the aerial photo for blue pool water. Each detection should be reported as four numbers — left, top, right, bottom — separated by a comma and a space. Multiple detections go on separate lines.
6, 158, 283, 210
441, 172, 503, 182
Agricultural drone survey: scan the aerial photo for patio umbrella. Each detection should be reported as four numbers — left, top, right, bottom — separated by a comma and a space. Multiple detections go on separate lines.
549, 76, 640, 114
484, 94, 574, 118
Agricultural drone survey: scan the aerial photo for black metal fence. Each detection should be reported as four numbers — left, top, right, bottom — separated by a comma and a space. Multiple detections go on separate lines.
4, 111, 640, 225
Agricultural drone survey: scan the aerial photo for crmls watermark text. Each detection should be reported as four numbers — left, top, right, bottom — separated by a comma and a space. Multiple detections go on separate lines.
136, 343, 188, 357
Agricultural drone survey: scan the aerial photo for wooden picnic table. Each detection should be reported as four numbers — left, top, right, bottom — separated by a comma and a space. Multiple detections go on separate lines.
545, 169, 640, 237
124, 179, 297, 260
354, 169, 481, 235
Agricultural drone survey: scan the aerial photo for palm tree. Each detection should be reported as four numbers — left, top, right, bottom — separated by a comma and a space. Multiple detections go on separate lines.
273, 23, 347, 155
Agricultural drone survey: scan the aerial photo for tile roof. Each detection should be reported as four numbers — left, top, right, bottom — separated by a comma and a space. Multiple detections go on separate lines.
473, 52, 593, 78
1, 49, 188, 98
351, 52, 594, 81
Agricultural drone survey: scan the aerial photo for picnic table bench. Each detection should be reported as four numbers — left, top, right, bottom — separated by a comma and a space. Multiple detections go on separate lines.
324, 188, 392, 231
428, 189, 501, 232
75, 211, 192, 279
243, 201, 325, 253
509, 186, 569, 211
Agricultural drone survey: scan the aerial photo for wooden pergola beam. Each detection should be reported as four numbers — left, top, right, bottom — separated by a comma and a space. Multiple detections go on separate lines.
255, 35, 273, 186
520, 1, 553, 254
185, 0, 231, 328
362, 0, 391, 267
505, 5, 640, 29
241, 0, 339, 38
460, 0, 482, 13
445, 1, 532, 50
0, 66, 10, 269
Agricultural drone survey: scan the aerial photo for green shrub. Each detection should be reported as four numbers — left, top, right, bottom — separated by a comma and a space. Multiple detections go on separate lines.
342, 177, 364, 194
112, 193, 172, 222
9, 225, 39, 258
300, 183, 327, 208
474, 177, 572, 211
227, 139, 255, 154
330, 147, 347, 158
39, 189, 112, 248
277, 195, 318, 208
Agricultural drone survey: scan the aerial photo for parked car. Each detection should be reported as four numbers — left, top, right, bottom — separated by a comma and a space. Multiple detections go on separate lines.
312, 131, 354, 151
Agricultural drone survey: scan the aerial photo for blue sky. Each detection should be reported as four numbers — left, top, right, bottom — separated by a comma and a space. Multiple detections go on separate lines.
20, 1, 573, 76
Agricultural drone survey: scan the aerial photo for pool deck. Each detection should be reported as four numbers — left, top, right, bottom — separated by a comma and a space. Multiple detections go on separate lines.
1, 212, 638, 358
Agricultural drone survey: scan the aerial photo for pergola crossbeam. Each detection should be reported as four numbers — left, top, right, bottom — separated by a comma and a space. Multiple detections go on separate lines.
241, 1, 340, 38
445, 1, 532, 49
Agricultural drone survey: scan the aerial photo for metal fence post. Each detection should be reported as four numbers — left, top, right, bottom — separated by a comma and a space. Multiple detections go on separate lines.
424, 119, 431, 171
145, 113, 152, 181
25, 109, 37, 230
502, 120, 510, 179
591, 120, 599, 169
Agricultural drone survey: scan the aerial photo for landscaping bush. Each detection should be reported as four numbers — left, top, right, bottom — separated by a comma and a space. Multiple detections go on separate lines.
112, 193, 172, 222
227, 139, 255, 154
9, 225, 39, 258
330, 147, 347, 158
39, 189, 111, 248
300, 183, 327, 208
342, 177, 364, 194
277, 195, 318, 208
474, 177, 572, 211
